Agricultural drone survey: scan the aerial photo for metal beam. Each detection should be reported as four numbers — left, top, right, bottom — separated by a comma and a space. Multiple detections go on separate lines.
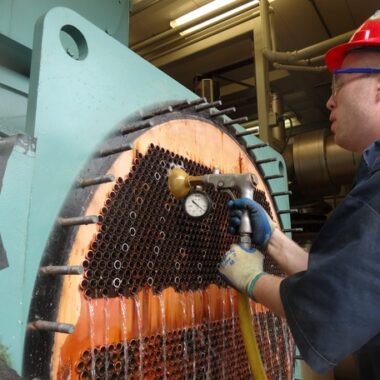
253, 9, 271, 144
0, 66, 29, 95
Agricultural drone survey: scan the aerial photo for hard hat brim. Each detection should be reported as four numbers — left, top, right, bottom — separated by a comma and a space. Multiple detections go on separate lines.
325, 40, 380, 72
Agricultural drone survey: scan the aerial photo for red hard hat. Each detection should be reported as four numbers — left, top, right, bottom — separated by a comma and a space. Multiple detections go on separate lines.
325, 10, 380, 72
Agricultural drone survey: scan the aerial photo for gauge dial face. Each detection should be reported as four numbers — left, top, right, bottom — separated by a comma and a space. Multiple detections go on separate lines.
184, 191, 210, 218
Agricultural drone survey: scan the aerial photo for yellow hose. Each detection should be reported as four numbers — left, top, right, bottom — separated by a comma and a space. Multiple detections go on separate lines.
237, 292, 268, 380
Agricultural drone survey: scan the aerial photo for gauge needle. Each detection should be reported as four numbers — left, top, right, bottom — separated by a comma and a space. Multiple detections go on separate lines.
192, 200, 205, 211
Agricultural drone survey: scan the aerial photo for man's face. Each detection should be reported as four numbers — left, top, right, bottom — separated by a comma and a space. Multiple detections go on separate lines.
326, 52, 380, 153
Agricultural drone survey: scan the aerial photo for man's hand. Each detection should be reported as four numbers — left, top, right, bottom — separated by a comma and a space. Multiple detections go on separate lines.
219, 244, 267, 298
228, 198, 276, 249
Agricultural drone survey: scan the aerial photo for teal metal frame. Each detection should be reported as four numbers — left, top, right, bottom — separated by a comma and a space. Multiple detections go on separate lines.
0, 0, 130, 49
0, 6, 290, 374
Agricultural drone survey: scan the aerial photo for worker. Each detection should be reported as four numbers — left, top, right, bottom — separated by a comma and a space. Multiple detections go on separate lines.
219, 10, 380, 379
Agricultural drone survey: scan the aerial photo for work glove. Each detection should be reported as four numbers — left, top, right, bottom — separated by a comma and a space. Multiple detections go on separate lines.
227, 198, 276, 249
219, 244, 267, 298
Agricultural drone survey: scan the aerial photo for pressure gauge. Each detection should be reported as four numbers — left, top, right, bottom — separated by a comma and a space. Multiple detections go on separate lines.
184, 190, 211, 219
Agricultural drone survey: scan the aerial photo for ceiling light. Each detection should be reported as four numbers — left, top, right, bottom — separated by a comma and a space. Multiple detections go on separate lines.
179, 0, 259, 36
170, 0, 239, 29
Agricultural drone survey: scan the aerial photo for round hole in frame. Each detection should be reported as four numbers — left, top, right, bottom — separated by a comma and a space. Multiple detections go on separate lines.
60, 25, 88, 60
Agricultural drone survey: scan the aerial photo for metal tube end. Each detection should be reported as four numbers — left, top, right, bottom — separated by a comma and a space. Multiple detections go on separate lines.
28, 320, 75, 334
58, 215, 99, 227
77, 174, 115, 188
223, 116, 248, 126
40, 265, 84, 275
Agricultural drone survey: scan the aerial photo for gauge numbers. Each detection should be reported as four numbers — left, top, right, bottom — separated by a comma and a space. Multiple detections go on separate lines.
184, 190, 211, 218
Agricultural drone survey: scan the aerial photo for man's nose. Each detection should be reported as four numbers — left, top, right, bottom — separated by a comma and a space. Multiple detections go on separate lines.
326, 94, 336, 110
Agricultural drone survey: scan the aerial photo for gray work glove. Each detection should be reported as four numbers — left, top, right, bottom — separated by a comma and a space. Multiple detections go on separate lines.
219, 244, 267, 298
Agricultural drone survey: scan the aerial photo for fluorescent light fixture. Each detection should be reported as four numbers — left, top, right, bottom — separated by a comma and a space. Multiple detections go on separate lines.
179, 0, 259, 36
170, 0, 238, 29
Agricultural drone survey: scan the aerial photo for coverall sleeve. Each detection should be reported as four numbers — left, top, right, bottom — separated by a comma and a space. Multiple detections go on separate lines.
280, 190, 380, 373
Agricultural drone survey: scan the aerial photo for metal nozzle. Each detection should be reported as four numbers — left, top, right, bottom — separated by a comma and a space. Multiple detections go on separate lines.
167, 168, 191, 199
168, 168, 206, 199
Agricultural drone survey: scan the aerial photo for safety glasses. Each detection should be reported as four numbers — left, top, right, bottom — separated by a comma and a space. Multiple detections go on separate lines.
331, 67, 380, 96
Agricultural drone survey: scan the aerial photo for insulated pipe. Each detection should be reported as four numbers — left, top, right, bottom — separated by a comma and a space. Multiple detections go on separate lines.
276, 55, 326, 67
273, 62, 326, 72
269, 8, 277, 52
255, 3, 353, 151
325, 134, 359, 186
260, 0, 272, 51
271, 92, 285, 144
286, 129, 359, 196
263, 30, 354, 65
255, 0, 272, 144
259, 0, 352, 73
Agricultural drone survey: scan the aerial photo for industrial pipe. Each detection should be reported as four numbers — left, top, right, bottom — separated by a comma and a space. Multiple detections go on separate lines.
273, 62, 326, 73
263, 30, 354, 65
284, 129, 359, 196
271, 92, 286, 145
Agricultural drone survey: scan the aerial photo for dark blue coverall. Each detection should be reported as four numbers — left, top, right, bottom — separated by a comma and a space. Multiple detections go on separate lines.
280, 140, 380, 378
